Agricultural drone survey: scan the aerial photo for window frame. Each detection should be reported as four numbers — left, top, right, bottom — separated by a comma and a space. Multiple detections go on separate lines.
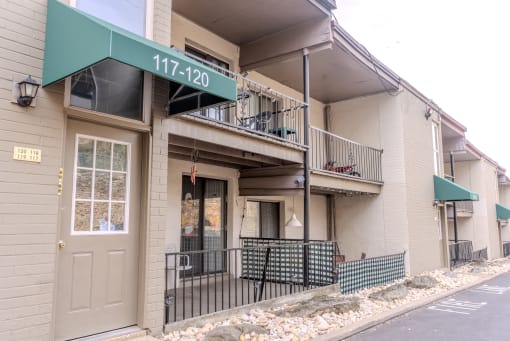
432, 123, 441, 176
243, 200, 281, 239
70, 134, 132, 235
64, 0, 154, 129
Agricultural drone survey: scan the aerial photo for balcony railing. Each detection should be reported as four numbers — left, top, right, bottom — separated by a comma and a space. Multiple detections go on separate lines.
310, 127, 383, 183
179, 52, 306, 145
164, 239, 339, 324
449, 240, 473, 268
503, 241, 510, 257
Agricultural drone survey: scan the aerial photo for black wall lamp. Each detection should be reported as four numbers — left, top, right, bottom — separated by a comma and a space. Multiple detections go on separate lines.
424, 105, 433, 120
17, 75, 40, 107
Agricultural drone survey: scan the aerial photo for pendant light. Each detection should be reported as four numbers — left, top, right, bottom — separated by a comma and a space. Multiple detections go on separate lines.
286, 196, 303, 228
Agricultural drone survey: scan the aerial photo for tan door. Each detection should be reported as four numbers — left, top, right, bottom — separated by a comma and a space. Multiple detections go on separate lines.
56, 119, 141, 340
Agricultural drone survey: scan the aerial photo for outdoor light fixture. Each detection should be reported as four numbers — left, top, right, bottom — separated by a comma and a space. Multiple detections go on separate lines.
424, 106, 433, 120
286, 196, 303, 228
17, 75, 40, 107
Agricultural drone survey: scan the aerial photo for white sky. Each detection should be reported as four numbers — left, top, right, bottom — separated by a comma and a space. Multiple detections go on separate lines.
335, 0, 510, 169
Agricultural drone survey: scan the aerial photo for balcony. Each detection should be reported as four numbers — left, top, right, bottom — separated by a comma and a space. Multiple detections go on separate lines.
309, 127, 383, 194
171, 52, 306, 146
167, 53, 307, 169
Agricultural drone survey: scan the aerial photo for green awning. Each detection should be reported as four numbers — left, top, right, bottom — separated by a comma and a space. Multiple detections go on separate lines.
42, 0, 236, 114
433, 175, 479, 201
496, 204, 510, 219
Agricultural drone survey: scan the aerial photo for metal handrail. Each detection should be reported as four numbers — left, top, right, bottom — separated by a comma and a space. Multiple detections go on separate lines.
311, 126, 383, 152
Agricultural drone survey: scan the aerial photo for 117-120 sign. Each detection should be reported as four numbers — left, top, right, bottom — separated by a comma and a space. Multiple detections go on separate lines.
153, 54, 209, 88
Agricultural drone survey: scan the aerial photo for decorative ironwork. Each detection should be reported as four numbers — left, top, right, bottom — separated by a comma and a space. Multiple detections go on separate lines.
449, 240, 473, 267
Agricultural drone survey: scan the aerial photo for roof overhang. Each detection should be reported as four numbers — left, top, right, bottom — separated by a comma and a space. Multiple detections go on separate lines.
433, 175, 479, 201
247, 22, 400, 104
497, 204, 510, 220
172, 0, 335, 45
42, 0, 236, 114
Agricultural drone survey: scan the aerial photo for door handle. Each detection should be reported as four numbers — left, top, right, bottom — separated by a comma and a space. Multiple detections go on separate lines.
58, 240, 65, 249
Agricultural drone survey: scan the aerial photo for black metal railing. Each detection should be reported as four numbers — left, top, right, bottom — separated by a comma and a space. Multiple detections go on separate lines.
181, 53, 306, 145
473, 247, 488, 261
449, 240, 473, 267
503, 242, 510, 257
337, 251, 406, 294
164, 240, 339, 324
310, 126, 383, 183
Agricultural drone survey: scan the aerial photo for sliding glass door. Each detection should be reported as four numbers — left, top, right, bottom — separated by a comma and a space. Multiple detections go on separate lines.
181, 176, 227, 276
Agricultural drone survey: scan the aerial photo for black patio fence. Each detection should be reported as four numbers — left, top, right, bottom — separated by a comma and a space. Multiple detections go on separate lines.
503, 242, 510, 257
472, 247, 488, 261
337, 251, 406, 294
449, 240, 473, 267
164, 240, 339, 324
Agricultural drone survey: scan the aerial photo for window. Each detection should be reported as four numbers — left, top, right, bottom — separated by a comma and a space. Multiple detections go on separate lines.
242, 201, 280, 239
76, 0, 146, 36
71, 135, 130, 234
70, 60, 144, 120
184, 46, 230, 121
432, 124, 441, 175
70, 1, 146, 120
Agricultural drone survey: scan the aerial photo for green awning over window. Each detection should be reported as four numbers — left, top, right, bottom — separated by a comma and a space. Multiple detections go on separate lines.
42, 0, 236, 112
496, 204, 510, 220
433, 175, 479, 201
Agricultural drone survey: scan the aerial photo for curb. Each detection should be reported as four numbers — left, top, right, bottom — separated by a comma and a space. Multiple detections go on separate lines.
315, 270, 509, 341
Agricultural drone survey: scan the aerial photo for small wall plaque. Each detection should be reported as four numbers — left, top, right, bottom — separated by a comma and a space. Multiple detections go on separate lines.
13, 146, 42, 163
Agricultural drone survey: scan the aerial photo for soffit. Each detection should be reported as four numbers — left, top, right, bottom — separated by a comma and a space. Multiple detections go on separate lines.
252, 44, 397, 103
172, 0, 329, 44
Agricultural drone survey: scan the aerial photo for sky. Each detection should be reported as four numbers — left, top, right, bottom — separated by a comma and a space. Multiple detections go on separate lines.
335, 0, 510, 169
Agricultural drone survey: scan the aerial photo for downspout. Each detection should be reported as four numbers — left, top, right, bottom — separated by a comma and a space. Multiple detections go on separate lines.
324, 105, 336, 242
303, 51, 310, 288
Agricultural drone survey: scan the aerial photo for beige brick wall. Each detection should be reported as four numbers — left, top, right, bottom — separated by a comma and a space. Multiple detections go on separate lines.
329, 89, 444, 274
0, 0, 65, 340
142, 0, 172, 334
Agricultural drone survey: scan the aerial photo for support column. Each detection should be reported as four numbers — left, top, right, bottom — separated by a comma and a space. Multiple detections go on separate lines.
303, 51, 310, 288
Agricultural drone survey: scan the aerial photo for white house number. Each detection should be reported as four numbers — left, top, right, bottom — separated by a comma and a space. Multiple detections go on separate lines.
153, 54, 209, 88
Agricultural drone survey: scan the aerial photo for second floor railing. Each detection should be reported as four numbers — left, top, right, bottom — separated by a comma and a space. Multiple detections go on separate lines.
310, 127, 383, 183
181, 52, 306, 145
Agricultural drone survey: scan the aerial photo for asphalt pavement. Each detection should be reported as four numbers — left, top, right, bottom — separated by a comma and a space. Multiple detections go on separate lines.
347, 272, 510, 341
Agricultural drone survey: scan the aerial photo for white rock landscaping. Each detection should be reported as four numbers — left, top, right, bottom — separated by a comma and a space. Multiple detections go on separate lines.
162, 258, 510, 341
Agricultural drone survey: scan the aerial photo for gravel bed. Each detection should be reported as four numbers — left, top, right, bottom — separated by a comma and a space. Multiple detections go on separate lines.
162, 258, 510, 341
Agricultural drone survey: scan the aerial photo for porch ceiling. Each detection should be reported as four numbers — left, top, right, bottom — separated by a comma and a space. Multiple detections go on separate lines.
251, 43, 399, 104
172, 0, 332, 45
167, 116, 305, 169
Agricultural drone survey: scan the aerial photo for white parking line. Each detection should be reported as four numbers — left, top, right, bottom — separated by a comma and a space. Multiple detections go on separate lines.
427, 299, 487, 315
469, 284, 510, 295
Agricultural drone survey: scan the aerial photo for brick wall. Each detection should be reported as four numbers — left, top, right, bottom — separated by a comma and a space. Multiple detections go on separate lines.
0, 0, 65, 340
142, 0, 171, 334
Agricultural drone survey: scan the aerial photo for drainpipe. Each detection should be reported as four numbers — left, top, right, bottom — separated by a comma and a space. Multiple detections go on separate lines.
450, 152, 458, 244
303, 50, 310, 288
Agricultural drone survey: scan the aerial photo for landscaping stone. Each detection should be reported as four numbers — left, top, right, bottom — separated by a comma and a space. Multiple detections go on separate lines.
405, 275, 439, 289
274, 295, 361, 317
368, 284, 408, 301
204, 324, 267, 341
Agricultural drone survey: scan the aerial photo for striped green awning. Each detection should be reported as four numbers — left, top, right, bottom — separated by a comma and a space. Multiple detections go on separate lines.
496, 204, 510, 219
433, 175, 479, 201
42, 0, 236, 114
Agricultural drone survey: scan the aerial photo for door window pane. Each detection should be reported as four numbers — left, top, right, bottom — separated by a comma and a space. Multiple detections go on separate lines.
72, 136, 129, 234
76, 169, 92, 199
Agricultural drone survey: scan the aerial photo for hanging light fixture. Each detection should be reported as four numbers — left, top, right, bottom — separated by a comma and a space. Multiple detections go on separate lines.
286, 196, 303, 228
